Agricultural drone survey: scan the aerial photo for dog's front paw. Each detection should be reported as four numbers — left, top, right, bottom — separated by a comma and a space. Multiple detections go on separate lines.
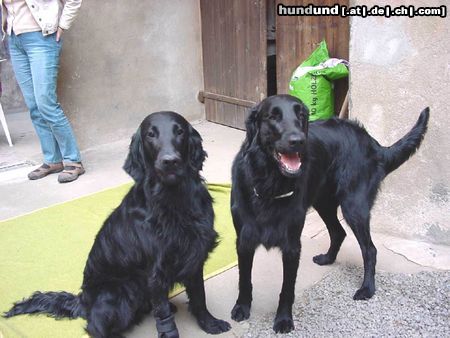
312, 253, 336, 265
199, 318, 231, 334
231, 303, 251, 322
155, 314, 179, 338
158, 329, 179, 338
353, 286, 375, 300
273, 315, 295, 333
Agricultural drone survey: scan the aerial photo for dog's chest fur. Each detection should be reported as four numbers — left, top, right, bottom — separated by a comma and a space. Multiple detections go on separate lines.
147, 201, 216, 278
84, 183, 216, 285
253, 189, 305, 249
234, 155, 308, 251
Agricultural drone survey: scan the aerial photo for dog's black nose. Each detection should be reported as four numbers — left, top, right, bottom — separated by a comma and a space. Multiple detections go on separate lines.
161, 155, 181, 169
288, 135, 304, 147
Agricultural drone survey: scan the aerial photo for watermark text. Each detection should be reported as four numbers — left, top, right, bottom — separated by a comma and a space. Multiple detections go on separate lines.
277, 4, 447, 18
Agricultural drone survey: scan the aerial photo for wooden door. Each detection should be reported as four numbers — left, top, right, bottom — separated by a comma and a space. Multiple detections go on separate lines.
200, 0, 267, 129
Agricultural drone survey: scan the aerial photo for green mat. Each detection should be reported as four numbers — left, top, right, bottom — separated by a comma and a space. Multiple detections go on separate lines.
0, 183, 236, 338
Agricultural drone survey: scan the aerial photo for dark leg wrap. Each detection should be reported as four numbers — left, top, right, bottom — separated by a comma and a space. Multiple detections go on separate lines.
155, 314, 179, 338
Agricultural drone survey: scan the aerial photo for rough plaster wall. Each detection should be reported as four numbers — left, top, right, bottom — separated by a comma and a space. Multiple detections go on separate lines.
349, 0, 449, 244
0, 48, 27, 113
59, 0, 205, 149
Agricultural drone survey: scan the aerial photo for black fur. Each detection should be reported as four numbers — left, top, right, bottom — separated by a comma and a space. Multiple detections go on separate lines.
4, 111, 231, 338
230, 95, 429, 333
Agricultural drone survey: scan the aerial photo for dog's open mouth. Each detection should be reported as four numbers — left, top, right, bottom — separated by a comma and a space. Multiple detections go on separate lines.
275, 152, 302, 175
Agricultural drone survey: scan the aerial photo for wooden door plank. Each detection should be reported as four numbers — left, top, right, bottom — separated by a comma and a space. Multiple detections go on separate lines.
200, 0, 267, 129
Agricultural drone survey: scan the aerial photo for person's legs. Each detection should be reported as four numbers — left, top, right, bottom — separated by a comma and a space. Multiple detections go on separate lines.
22, 32, 82, 164
8, 32, 63, 165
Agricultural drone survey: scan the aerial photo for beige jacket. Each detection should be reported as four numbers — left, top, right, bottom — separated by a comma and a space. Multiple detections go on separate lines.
1, 0, 82, 38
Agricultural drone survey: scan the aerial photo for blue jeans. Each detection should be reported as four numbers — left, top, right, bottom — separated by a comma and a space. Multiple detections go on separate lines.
8, 31, 81, 164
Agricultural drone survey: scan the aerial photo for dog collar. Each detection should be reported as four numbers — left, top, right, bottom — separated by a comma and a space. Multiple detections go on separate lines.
253, 187, 294, 200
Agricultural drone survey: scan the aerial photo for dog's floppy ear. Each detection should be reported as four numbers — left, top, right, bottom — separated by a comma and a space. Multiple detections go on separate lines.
123, 127, 146, 182
188, 125, 207, 172
243, 102, 261, 154
298, 103, 310, 136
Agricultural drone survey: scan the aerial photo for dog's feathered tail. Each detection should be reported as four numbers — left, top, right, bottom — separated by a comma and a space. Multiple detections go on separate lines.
382, 107, 430, 175
3, 291, 85, 319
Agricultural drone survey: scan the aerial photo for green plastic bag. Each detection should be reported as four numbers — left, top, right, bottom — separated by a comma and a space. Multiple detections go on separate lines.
289, 40, 348, 121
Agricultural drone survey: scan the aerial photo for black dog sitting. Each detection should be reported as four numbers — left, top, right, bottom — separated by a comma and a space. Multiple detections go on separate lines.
230, 95, 429, 333
5, 112, 231, 338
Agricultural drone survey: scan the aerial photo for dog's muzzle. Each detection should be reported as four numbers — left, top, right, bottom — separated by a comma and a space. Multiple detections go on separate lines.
155, 154, 183, 184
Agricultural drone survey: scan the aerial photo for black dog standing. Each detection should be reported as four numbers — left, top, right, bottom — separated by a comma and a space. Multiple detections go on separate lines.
230, 95, 429, 333
5, 112, 230, 338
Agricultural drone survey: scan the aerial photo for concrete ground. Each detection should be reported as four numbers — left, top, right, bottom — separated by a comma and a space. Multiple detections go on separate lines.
1, 111, 449, 337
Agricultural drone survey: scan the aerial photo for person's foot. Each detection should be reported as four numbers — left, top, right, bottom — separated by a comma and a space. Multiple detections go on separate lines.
58, 162, 85, 183
28, 163, 63, 180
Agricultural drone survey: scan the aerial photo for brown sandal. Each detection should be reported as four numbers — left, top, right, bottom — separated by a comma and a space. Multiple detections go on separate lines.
58, 162, 85, 183
28, 163, 63, 180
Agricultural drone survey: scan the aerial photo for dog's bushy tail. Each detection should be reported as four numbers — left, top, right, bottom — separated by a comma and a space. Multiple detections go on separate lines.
382, 107, 430, 175
3, 291, 84, 319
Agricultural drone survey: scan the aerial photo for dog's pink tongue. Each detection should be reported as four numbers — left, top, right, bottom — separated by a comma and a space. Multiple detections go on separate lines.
280, 153, 301, 170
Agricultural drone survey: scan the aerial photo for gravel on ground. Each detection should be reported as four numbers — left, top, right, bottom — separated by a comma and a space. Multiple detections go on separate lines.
243, 265, 450, 337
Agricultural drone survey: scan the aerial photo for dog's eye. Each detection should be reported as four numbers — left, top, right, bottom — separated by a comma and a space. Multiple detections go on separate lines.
176, 128, 184, 136
148, 131, 156, 138
268, 108, 282, 121
269, 112, 281, 121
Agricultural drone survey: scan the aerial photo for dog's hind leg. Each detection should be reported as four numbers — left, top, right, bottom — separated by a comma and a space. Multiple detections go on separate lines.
85, 289, 136, 338
341, 199, 377, 300
313, 195, 346, 265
